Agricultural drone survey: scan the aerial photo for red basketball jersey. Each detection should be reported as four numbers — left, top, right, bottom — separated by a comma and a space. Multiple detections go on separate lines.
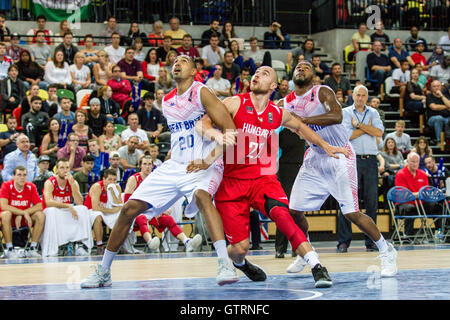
43, 176, 72, 210
223, 92, 282, 179
0, 180, 41, 211
84, 180, 108, 210
132, 173, 144, 188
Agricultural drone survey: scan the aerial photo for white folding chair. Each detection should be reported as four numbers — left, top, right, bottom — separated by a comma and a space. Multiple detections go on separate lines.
76, 89, 93, 108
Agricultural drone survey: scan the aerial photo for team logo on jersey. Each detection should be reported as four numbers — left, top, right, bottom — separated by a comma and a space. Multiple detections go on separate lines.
246, 106, 253, 113
17, 195, 22, 199
290, 105, 295, 109
268, 112, 273, 123
170, 102, 175, 107
257, 116, 263, 122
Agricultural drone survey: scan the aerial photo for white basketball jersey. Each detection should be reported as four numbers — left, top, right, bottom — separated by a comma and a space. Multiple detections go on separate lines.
163, 81, 216, 163
283, 85, 350, 153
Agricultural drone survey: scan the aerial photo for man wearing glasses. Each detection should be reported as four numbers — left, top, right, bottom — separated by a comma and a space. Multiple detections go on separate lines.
104, 32, 125, 64
29, 30, 52, 69
57, 132, 86, 173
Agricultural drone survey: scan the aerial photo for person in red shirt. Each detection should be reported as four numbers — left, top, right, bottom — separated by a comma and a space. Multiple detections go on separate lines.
107, 65, 132, 108
395, 152, 440, 236
176, 34, 200, 60
194, 58, 209, 82
410, 40, 431, 71
0, 166, 45, 258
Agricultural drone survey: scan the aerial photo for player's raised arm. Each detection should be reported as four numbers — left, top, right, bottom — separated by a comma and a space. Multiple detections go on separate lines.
300, 86, 343, 126
281, 109, 349, 159
200, 87, 238, 135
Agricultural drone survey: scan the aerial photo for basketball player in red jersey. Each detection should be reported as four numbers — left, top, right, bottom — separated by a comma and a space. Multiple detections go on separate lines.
190, 66, 350, 288
40, 158, 94, 257
123, 156, 203, 252
0, 166, 45, 258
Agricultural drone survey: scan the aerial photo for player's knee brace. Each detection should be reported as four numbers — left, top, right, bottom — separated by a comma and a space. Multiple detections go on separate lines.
264, 196, 289, 219
135, 215, 150, 235
269, 205, 308, 251
158, 215, 183, 237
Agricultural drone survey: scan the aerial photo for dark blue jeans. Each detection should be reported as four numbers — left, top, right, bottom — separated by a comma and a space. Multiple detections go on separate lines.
338, 155, 379, 248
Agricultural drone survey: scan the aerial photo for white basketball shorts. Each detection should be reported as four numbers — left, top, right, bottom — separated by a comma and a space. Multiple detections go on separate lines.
289, 143, 359, 215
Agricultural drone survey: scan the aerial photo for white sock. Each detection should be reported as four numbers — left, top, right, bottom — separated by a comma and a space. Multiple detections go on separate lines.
183, 238, 190, 246
233, 260, 245, 267
6, 242, 12, 250
101, 249, 117, 271
30, 242, 38, 249
303, 251, 320, 269
375, 235, 389, 253
213, 240, 228, 259
96, 241, 103, 246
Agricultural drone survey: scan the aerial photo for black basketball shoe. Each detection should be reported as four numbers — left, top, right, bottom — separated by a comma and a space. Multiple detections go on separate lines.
234, 259, 267, 281
311, 264, 333, 288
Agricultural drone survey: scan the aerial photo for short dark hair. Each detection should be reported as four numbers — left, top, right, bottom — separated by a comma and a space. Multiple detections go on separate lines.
224, 51, 233, 57
36, 14, 47, 21
8, 64, 18, 73
331, 62, 341, 69
13, 166, 26, 175
241, 67, 251, 74
56, 158, 69, 167
249, 37, 258, 42
125, 47, 134, 54
112, 65, 121, 72
163, 35, 173, 41
194, 58, 204, 66
47, 83, 59, 90
139, 155, 153, 167
183, 34, 192, 39
35, 30, 46, 36
143, 92, 155, 100
30, 96, 42, 103
83, 155, 95, 162
209, 33, 219, 40
399, 59, 409, 64
111, 32, 120, 38
60, 96, 71, 103
63, 31, 73, 37
102, 168, 117, 179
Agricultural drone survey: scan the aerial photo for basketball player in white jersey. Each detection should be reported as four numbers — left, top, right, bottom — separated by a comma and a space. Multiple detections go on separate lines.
281, 60, 398, 277
81, 55, 239, 288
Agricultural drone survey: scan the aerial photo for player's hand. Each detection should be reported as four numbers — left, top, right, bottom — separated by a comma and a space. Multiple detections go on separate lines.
186, 159, 211, 173
351, 117, 359, 128
69, 206, 78, 220
24, 213, 32, 228
324, 145, 350, 159
217, 131, 237, 147
65, 172, 76, 186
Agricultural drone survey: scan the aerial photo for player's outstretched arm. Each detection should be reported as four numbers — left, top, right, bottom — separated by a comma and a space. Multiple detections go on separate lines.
281, 110, 350, 159
301, 86, 343, 126
201, 87, 237, 134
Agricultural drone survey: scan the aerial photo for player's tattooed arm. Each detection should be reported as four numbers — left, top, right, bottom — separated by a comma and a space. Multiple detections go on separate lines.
300, 87, 343, 126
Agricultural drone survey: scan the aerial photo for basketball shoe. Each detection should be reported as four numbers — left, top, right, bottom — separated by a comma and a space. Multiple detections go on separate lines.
217, 257, 239, 285
185, 234, 202, 252
148, 236, 160, 252
379, 242, 398, 277
234, 259, 267, 281
80, 264, 112, 288
311, 264, 333, 288
286, 256, 307, 273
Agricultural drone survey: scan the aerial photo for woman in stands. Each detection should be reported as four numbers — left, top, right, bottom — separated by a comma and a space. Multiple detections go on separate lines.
44, 49, 74, 92
79, 34, 99, 69
132, 37, 145, 62
20, 83, 49, 115
98, 85, 125, 125
411, 136, 433, 170
40, 118, 61, 169
98, 121, 122, 154
221, 21, 237, 48
229, 40, 256, 74
93, 50, 113, 87
148, 20, 164, 47
72, 110, 95, 151
53, 20, 71, 45
164, 50, 177, 74
126, 22, 147, 46
379, 137, 405, 202
155, 67, 175, 94
427, 45, 444, 67
70, 52, 96, 92
405, 68, 426, 114
16, 49, 47, 90
142, 48, 163, 84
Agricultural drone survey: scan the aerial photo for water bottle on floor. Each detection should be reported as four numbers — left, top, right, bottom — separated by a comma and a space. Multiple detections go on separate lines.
434, 229, 444, 244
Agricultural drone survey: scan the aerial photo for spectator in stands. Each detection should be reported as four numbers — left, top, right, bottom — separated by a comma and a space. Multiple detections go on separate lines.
311, 55, 331, 81
87, 98, 107, 138
40, 118, 60, 169
194, 58, 209, 82
142, 48, 163, 87
21, 96, 49, 149
324, 63, 352, 102
427, 45, 445, 68
117, 47, 145, 85
6, 33, 24, 63
229, 40, 256, 74
73, 154, 95, 194
201, 19, 221, 48
54, 97, 75, 124
164, 50, 178, 74
348, 22, 371, 61
100, 16, 124, 45
44, 50, 73, 90
107, 151, 123, 182
263, 21, 290, 49
154, 88, 164, 111
148, 144, 163, 167
370, 20, 390, 51
288, 39, 315, 71
0, 166, 45, 258
0, 13, 11, 42
394, 152, 438, 236
99, 121, 122, 154
388, 37, 415, 70
202, 34, 225, 68
21, 83, 49, 115
405, 25, 428, 51
177, 34, 200, 60
93, 50, 113, 87
164, 17, 187, 48
366, 40, 392, 94
46, 84, 60, 117
206, 64, 231, 100
137, 92, 164, 142
107, 65, 132, 108
53, 20, 71, 46
33, 155, 54, 196
230, 67, 251, 95
98, 85, 124, 125
0, 42, 11, 80
438, 26, 450, 54
384, 120, 413, 155
405, 68, 427, 115
156, 35, 176, 63
87, 138, 109, 176
411, 40, 431, 71
132, 38, 145, 62
155, 67, 176, 94
411, 136, 433, 170
72, 110, 94, 151
70, 52, 95, 92
369, 96, 383, 122
245, 37, 265, 68
124, 22, 147, 47
117, 135, 143, 169
391, 59, 410, 99
57, 132, 86, 172
335, 88, 348, 108
430, 55, 450, 84
79, 34, 99, 68
221, 21, 238, 48
2, 134, 38, 182
16, 50, 46, 90
424, 156, 449, 190
148, 20, 164, 48
426, 80, 450, 144
379, 137, 405, 203
414, 63, 428, 90
29, 30, 52, 69
220, 51, 240, 83
121, 113, 150, 151
55, 32, 79, 66
273, 78, 291, 101
0, 117, 19, 164
0, 64, 26, 114
104, 33, 125, 64
27, 15, 53, 45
